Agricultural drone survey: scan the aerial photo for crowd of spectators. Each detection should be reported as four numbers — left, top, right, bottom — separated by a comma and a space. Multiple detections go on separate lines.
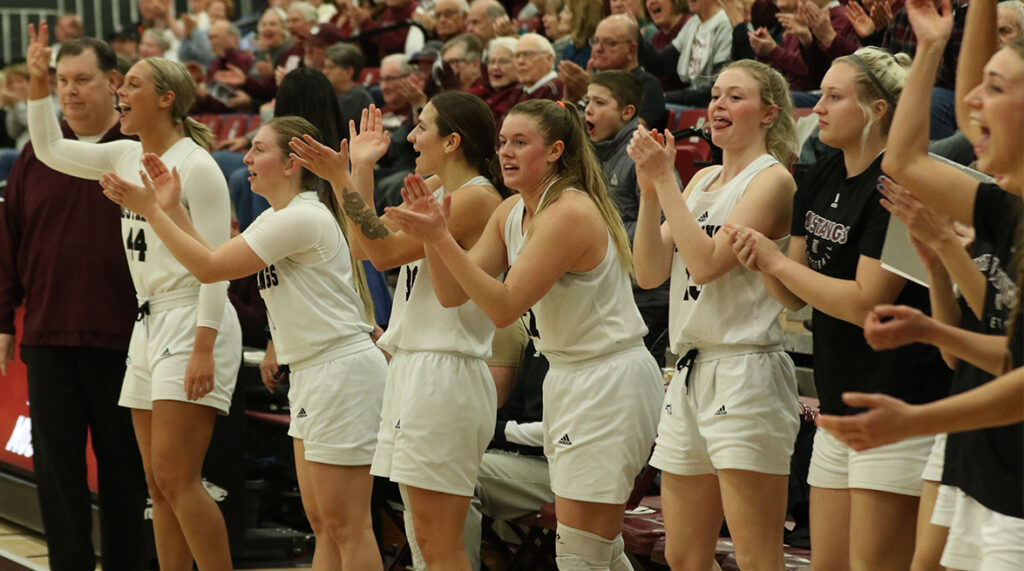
0, 0, 1023, 566
1, 0, 1023, 192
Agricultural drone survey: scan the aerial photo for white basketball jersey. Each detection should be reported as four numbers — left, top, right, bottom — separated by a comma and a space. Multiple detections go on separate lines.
503, 190, 647, 366
376, 177, 497, 359
117, 137, 230, 299
669, 154, 788, 354
243, 192, 372, 365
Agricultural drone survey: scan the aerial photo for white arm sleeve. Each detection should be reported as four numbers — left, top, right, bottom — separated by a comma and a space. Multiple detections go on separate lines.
241, 206, 326, 265
181, 152, 233, 330
504, 420, 545, 448
27, 98, 133, 180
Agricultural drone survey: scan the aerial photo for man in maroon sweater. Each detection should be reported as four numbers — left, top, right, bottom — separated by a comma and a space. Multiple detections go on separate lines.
0, 37, 147, 570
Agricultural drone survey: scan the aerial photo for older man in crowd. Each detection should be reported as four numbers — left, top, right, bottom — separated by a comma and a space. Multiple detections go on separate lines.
0, 37, 147, 571
559, 13, 667, 129
466, 0, 508, 44
508, 33, 562, 108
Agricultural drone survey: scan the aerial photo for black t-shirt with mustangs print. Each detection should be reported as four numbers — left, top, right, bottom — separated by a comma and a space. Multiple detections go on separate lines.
943, 182, 1022, 518
791, 150, 951, 416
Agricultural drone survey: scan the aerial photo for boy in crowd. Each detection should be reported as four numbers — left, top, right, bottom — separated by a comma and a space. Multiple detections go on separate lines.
585, 70, 671, 365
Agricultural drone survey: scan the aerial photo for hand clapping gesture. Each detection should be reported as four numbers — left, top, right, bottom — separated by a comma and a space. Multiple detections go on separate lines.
800, 0, 836, 46
348, 105, 392, 166
747, 27, 779, 58
289, 134, 353, 184
876, 176, 958, 271
384, 174, 451, 243
100, 153, 183, 217
627, 125, 677, 199
845, 1, 878, 37
723, 224, 787, 273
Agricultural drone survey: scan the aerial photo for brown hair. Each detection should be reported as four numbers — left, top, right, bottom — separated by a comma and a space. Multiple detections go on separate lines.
507, 99, 633, 275
722, 59, 798, 167
429, 91, 511, 198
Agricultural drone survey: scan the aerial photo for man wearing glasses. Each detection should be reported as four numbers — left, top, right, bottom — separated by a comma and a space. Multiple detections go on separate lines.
559, 14, 667, 129
509, 33, 563, 104
440, 34, 490, 95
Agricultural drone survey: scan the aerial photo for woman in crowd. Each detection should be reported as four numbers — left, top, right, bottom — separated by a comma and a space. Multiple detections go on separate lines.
560, 0, 602, 67
25, 24, 241, 571
725, 45, 952, 569
290, 92, 509, 569
100, 117, 386, 570
630, 59, 801, 570
485, 37, 522, 126
386, 98, 663, 570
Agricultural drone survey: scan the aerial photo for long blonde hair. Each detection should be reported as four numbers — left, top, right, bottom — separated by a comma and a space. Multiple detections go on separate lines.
722, 59, 798, 167
143, 57, 216, 150
832, 47, 912, 147
507, 99, 634, 275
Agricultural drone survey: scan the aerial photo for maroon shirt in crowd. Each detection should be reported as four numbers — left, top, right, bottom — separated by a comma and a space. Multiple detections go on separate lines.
195, 47, 255, 114
360, 1, 419, 62
0, 121, 136, 349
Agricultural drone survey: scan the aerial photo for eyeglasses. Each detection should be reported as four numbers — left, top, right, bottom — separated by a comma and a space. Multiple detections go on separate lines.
589, 37, 633, 48
488, 57, 514, 66
442, 57, 472, 66
379, 74, 410, 83
514, 51, 549, 60
435, 9, 461, 18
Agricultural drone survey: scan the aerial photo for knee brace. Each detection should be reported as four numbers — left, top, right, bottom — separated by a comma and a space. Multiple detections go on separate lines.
554, 523, 616, 570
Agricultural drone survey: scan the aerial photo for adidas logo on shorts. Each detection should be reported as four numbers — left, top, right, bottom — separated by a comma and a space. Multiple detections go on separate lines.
714, 405, 727, 416
395, 419, 401, 430
697, 211, 709, 223
296, 408, 307, 418
665, 403, 672, 415
557, 433, 573, 446
159, 348, 171, 359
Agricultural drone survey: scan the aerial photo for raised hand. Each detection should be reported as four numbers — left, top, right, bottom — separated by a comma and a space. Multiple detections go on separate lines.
845, 1, 877, 37
142, 153, 184, 211
289, 134, 352, 183
863, 304, 932, 350
26, 23, 52, 85
905, 0, 953, 46
348, 105, 392, 166
627, 125, 677, 193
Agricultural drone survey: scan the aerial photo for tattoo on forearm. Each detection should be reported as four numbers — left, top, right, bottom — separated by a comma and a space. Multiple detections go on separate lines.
341, 186, 390, 239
